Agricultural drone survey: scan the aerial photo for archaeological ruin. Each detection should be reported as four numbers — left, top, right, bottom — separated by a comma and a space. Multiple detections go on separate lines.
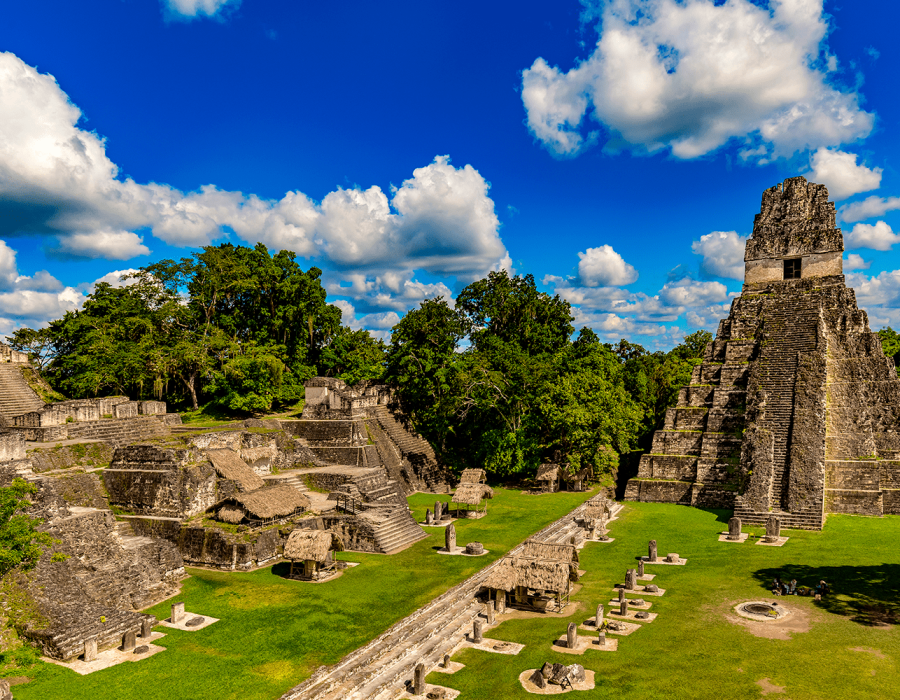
625, 176, 900, 529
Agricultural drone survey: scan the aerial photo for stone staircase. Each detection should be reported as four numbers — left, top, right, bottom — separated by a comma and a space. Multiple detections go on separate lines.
733, 496, 825, 530
67, 416, 171, 446
0, 364, 45, 422
756, 294, 821, 511
371, 405, 448, 492
366, 507, 429, 554
281, 498, 592, 700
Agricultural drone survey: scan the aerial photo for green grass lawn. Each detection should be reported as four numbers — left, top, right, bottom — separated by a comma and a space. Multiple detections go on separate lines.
9, 487, 594, 700
434, 503, 900, 700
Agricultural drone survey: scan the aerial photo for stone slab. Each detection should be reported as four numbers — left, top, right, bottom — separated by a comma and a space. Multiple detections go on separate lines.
607, 609, 658, 623
464, 637, 524, 655
582, 537, 615, 544
614, 586, 665, 597
41, 632, 167, 675
583, 620, 642, 636
158, 612, 220, 631
431, 661, 466, 674
419, 519, 458, 528
552, 634, 618, 654
641, 556, 687, 565
718, 533, 750, 543
606, 599, 654, 610
638, 574, 656, 581
399, 683, 461, 700
755, 536, 790, 547
519, 669, 595, 694
436, 547, 490, 557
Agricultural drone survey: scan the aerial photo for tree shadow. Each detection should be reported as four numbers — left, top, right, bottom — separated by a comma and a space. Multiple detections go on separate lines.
270, 561, 292, 579
752, 563, 900, 627
614, 451, 642, 500
696, 508, 732, 525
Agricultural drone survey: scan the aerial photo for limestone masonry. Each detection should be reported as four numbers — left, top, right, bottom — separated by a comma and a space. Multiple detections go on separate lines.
625, 176, 900, 529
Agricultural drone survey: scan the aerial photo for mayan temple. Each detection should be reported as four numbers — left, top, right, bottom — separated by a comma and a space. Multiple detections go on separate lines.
625, 176, 900, 529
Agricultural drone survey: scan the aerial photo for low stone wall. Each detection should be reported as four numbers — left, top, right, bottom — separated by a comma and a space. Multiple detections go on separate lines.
0, 430, 25, 461
824, 488, 883, 516
113, 402, 139, 419
624, 479, 693, 504
139, 401, 166, 415
177, 526, 283, 570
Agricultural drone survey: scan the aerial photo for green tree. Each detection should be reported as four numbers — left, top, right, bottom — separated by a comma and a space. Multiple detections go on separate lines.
878, 327, 900, 374
0, 479, 56, 577
317, 327, 387, 385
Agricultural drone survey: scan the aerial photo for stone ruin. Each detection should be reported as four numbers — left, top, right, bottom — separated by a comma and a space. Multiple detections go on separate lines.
626, 177, 900, 528
528, 662, 586, 690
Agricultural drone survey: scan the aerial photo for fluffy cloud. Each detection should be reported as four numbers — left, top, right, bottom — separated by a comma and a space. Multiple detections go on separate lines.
844, 253, 870, 271
521, 0, 873, 160
0, 52, 508, 319
838, 195, 900, 224
576, 245, 638, 286
808, 148, 881, 201
163, 0, 239, 21
691, 231, 747, 280
845, 221, 900, 251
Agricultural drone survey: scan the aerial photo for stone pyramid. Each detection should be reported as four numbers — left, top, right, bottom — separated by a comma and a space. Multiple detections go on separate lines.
624, 176, 900, 529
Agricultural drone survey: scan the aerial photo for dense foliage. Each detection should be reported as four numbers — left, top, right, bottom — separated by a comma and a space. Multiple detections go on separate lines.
9, 244, 385, 412
0, 479, 57, 578
385, 270, 711, 480
10, 246, 712, 482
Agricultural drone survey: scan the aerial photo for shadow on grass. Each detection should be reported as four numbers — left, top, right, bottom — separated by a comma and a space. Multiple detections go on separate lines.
696, 508, 733, 525
752, 564, 900, 627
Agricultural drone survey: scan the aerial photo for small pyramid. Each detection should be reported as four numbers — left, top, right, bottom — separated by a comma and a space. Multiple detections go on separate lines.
625, 177, 900, 529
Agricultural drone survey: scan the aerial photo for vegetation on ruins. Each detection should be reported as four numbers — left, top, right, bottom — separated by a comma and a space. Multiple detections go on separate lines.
7, 243, 713, 481
877, 327, 900, 374
0, 479, 59, 578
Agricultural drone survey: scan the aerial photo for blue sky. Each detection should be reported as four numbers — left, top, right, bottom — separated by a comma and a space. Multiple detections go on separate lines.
2, 0, 900, 348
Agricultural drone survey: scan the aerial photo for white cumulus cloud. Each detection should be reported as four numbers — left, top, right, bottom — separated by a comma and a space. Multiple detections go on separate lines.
808, 148, 881, 201
838, 195, 900, 223
163, 0, 239, 21
576, 245, 638, 286
691, 231, 747, 280
521, 0, 873, 160
844, 253, 870, 271
845, 221, 900, 251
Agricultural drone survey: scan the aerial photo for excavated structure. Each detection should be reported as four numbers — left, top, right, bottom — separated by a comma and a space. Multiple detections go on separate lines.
625, 176, 900, 529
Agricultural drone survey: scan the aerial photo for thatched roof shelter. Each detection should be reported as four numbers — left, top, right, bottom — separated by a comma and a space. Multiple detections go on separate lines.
284, 529, 343, 563
535, 463, 560, 481
483, 556, 571, 594
459, 468, 486, 484
521, 540, 578, 565
452, 483, 494, 506
226, 484, 310, 521
207, 448, 266, 492
217, 504, 245, 524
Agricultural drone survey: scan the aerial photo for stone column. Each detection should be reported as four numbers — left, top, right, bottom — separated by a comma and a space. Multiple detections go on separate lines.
620, 599, 628, 616
434, 501, 442, 521
425, 508, 433, 525
649, 539, 658, 562
442, 654, 450, 669
445, 523, 456, 552
625, 568, 637, 590
566, 622, 577, 649
83, 637, 98, 662
618, 588, 625, 603
141, 618, 153, 638
727, 517, 742, 540
485, 601, 495, 624
473, 619, 483, 643
413, 662, 426, 695
598, 631, 606, 647
171, 601, 185, 624
496, 589, 506, 614
122, 630, 136, 652
638, 559, 644, 577
765, 515, 781, 541
595, 603, 604, 627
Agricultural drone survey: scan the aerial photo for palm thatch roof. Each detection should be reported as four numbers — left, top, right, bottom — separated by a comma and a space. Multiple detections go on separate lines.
229, 484, 310, 520
452, 483, 494, 506
459, 468, 486, 484
207, 448, 266, 492
241, 445, 276, 467
284, 529, 343, 562
521, 540, 578, 564
483, 556, 571, 594
217, 504, 245, 524
535, 463, 560, 481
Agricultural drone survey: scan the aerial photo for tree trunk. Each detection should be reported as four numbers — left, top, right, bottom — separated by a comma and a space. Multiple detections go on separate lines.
180, 371, 200, 410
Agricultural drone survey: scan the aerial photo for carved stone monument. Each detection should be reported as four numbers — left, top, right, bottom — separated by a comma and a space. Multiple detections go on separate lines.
171, 601, 185, 624
141, 618, 153, 638
765, 515, 781, 542
473, 619, 483, 643
414, 662, 425, 695
83, 637, 98, 662
727, 517, 742, 540
595, 603, 604, 627
425, 508, 433, 525
625, 568, 637, 590
566, 622, 577, 649
445, 523, 456, 552
638, 559, 644, 577
122, 630, 136, 652
649, 540, 658, 562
